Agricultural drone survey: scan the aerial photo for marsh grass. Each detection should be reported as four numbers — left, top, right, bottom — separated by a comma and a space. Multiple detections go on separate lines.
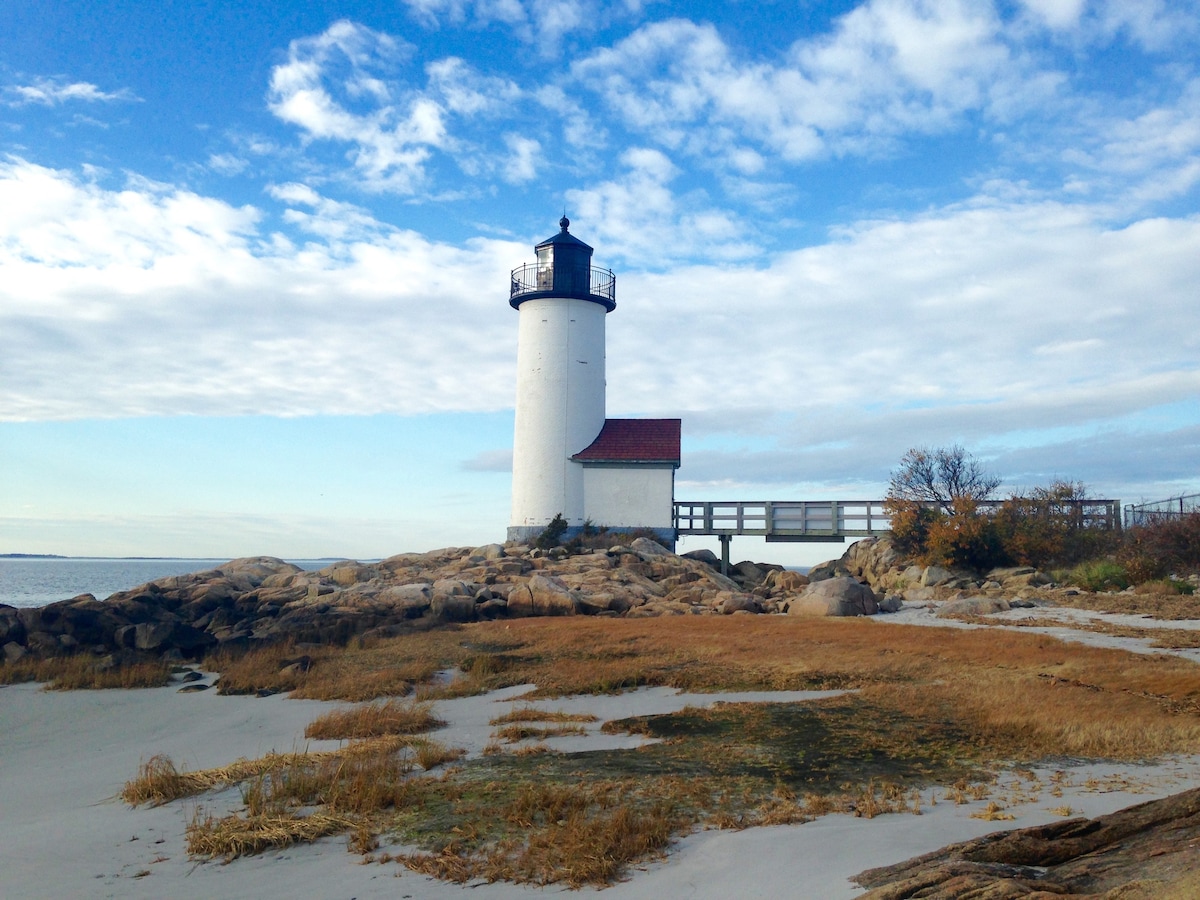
303, 699, 444, 740
991, 615, 1200, 651
187, 810, 355, 859
396, 776, 688, 888
1055, 590, 1200, 621
129, 616, 1200, 887
488, 708, 598, 744
0, 655, 171, 690
493, 723, 589, 743
123, 750, 333, 807
208, 640, 440, 700
489, 707, 599, 726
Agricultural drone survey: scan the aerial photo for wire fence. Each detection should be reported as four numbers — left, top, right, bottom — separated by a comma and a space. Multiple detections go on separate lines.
1124, 493, 1200, 528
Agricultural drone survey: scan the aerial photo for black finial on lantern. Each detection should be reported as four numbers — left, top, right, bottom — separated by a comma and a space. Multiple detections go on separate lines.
559, 215, 570, 232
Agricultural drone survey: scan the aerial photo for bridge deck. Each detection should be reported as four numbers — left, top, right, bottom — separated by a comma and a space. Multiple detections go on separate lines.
674, 500, 890, 542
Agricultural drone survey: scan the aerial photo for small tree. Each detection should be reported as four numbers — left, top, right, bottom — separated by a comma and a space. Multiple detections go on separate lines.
886, 445, 1001, 515
885, 445, 1003, 570
534, 512, 569, 550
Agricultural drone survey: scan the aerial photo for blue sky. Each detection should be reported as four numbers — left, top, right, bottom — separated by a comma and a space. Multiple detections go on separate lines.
2, 0, 1198, 563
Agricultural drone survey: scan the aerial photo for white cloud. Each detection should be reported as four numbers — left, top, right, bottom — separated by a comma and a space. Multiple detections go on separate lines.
4, 77, 139, 107
566, 147, 757, 265
208, 153, 249, 175
6, 154, 1196, 487
570, 2, 1034, 168
0, 157, 524, 421
501, 134, 541, 183
1091, 0, 1200, 52
1091, 79, 1200, 199
398, 0, 623, 53
2, 144, 1197, 511
267, 21, 526, 193
267, 20, 438, 193
1016, 0, 1086, 31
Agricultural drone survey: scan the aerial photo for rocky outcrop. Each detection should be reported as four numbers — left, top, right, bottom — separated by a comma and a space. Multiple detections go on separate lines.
0, 541, 771, 663
810, 536, 1068, 610
853, 786, 1200, 899
3, 534, 1083, 666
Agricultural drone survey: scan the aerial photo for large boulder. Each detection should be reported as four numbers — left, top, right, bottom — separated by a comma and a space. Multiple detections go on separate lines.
506, 575, 580, 617
629, 537, 674, 560
854, 786, 1200, 899
681, 548, 721, 569
431, 594, 477, 622
921, 566, 956, 587
721, 594, 762, 615
764, 570, 810, 593
323, 562, 377, 586
788, 577, 879, 617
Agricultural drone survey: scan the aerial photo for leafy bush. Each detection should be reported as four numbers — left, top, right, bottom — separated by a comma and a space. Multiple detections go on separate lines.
1066, 560, 1129, 592
992, 480, 1119, 569
1118, 512, 1200, 580
885, 498, 941, 558
919, 497, 1008, 572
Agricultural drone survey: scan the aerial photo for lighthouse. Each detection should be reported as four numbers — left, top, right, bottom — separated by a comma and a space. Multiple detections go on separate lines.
507, 217, 681, 545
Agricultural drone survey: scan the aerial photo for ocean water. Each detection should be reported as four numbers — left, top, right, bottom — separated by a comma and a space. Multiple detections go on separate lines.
0, 558, 338, 609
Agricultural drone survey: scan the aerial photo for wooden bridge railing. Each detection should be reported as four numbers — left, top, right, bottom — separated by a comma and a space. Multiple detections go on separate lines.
674, 500, 890, 542
674, 499, 1121, 542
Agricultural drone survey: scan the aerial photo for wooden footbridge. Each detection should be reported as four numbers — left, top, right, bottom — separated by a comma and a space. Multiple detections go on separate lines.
673, 499, 1121, 572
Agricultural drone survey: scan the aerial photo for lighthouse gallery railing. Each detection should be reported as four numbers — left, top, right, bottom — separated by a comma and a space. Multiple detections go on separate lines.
510, 264, 616, 303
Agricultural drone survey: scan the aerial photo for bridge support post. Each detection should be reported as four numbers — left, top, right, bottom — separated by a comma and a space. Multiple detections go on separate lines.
718, 534, 731, 576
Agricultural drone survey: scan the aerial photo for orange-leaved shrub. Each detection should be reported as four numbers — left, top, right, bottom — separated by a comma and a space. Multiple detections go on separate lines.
991, 481, 1119, 569
1117, 512, 1200, 582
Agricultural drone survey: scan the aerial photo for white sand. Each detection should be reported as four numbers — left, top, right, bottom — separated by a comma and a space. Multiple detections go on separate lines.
5, 666, 1200, 900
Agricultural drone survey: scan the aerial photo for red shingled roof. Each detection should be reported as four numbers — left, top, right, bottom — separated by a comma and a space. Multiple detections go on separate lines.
572, 418, 681, 465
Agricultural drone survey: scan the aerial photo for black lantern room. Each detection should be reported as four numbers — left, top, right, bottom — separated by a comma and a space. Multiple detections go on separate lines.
509, 217, 616, 311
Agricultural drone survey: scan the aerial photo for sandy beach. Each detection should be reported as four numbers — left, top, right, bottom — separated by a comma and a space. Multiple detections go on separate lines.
5, 630, 1200, 900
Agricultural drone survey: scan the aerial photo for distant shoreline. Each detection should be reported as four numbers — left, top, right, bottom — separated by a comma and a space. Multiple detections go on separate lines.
1, 554, 345, 561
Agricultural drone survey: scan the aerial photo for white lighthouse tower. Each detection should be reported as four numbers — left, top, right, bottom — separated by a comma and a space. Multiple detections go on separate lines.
507, 217, 614, 541
507, 217, 681, 545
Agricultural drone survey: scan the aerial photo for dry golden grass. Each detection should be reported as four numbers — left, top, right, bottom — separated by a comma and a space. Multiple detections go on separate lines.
208, 640, 440, 700
121, 736, 448, 807
965, 614, 1200, 650
489, 707, 599, 726
303, 699, 444, 740
1055, 590, 1200, 620
970, 800, 1016, 821
202, 616, 1200, 761
0, 655, 171, 689
123, 615, 1200, 888
492, 723, 588, 743
398, 779, 683, 888
122, 749, 339, 807
187, 810, 355, 859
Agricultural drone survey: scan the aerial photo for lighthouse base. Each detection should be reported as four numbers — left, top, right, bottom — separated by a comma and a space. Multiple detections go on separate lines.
507, 525, 676, 549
